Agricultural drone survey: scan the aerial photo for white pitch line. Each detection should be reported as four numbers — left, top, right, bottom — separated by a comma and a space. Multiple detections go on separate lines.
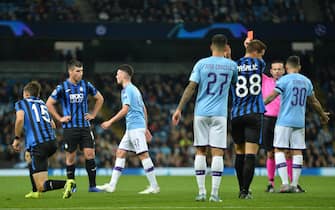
1, 207, 334, 210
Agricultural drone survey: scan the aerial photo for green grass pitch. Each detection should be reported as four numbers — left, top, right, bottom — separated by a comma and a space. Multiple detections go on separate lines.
0, 175, 335, 210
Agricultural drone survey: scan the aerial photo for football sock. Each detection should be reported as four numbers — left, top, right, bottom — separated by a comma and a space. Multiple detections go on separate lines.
141, 158, 158, 188
234, 154, 245, 191
242, 154, 256, 193
109, 158, 125, 188
211, 156, 223, 197
286, 158, 293, 182
28, 163, 37, 192
292, 155, 303, 187
43, 180, 66, 192
266, 158, 276, 186
66, 164, 75, 180
195, 155, 207, 195
85, 159, 97, 188
275, 152, 289, 185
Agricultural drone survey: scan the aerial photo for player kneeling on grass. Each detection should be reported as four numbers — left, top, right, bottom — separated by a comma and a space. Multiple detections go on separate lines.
97, 64, 159, 194
264, 56, 329, 193
12, 81, 76, 199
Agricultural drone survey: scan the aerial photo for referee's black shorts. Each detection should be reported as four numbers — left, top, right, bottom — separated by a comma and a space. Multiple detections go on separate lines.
231, 113, 263, 145
63, 127, 95, 153
30, 140, 57, 174
262, 116, 277, 151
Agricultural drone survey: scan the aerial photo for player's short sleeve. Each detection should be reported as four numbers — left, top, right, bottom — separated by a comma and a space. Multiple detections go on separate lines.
231, 62, 238, 84
307, 78, 314, 96
50, 85, 63, 101
274, 77, 286, 94
260, 59, 266, 73
14, 101, 23, 112
189, 60, 202, 83
87, 81, 97, 96
121, 88, 130, 106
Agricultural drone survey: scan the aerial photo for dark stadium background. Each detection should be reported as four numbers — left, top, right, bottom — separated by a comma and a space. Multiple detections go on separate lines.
0, 0, 334, 172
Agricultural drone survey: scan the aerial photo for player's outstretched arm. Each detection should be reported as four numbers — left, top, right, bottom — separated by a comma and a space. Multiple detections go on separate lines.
172, 81, 197, 126
46, 97, 71, 123
12, 110, 24, 152
101, 105, 129, 129
307, 93, 330, 125
264, 90, 280, 105
85, 91, 104, 121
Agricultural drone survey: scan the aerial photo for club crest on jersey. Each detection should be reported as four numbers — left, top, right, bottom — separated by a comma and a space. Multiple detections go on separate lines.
80, 87, 84, 92
69, 93, 84, 103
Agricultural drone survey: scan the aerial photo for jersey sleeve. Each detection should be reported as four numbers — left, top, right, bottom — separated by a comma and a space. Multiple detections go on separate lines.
50, 85, 63, 101
231, 62, 238, 84
14, 101, 23, 112
189, 60, 202, 83
87, 82, 98, 96
260, 59, 266, 73
274, 77, 286, 94
307, 79, 314, 96
121, 89, 131, 106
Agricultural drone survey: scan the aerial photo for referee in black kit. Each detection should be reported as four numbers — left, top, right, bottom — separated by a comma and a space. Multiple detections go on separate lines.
46, 59, 104, 192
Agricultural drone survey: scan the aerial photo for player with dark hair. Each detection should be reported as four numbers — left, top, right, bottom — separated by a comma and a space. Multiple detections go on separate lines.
172, 34, 238, 202
46, 59, 104, 192
97, 64, 160, 194
264, 55, 329, 192
12, 81, 75, 199
231, 39, 267, 199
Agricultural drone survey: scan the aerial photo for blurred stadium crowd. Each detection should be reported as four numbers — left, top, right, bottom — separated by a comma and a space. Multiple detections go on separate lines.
0, 0, 334, 169
0, 62, 334, 169
0, 0, 334, 23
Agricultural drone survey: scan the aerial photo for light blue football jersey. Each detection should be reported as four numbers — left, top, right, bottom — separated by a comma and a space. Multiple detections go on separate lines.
190, 56, 238, 117
121, 83, 146, 130
274, 73, 313, 128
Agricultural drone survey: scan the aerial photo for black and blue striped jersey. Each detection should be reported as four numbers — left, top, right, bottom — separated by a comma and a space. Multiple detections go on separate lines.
50, 79, 97, 128
15, 97, 55, 149
231, 57, 266, 119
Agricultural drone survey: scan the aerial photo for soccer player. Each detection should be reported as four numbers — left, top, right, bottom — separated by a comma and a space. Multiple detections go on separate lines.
97, 64, 160, 194
264, 56, 329, 192
46, 59, 104, 192
172, 34, 238, 202
231, 39, 267, 199
12, 81, 75, 199
262, 60, 285, 192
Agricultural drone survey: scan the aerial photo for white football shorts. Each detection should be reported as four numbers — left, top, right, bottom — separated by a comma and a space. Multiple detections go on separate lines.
118, 128, 148, 154
194, 116, 227, 149
273, 125, 306, 149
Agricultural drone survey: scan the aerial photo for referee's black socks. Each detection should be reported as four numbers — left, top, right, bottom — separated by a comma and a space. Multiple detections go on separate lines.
242, 154, 256, 193
235, 154, 245, 192
85, 159, 97, 187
